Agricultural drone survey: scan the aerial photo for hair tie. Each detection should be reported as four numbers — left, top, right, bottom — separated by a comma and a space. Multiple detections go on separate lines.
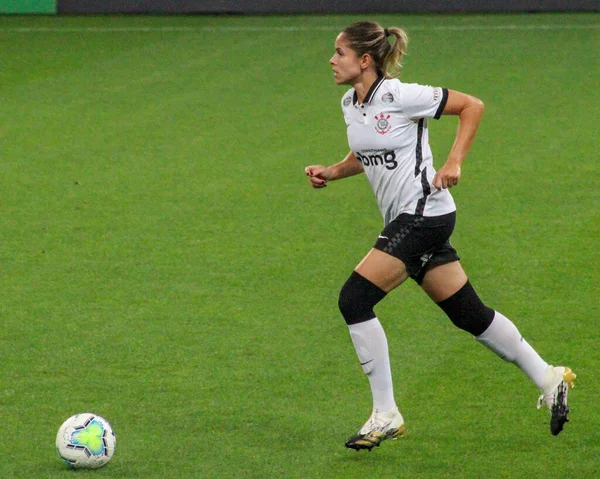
384, 28, 390, 37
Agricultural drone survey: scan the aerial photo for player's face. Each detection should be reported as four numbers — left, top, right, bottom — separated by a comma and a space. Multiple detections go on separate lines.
330, 33, 363, 85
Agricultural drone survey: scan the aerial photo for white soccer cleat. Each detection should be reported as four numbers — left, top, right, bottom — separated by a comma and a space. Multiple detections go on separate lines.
345, 406, 405, 451
537, 366, 576, 436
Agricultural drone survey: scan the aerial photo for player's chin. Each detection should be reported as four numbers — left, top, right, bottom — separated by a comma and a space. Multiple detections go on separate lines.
333, 73, 348, 85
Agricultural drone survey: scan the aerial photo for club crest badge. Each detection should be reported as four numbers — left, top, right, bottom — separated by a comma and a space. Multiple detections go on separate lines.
374, 113, 392, 135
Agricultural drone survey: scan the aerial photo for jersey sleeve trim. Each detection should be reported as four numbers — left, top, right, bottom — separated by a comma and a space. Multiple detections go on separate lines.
433, 88, 449, 120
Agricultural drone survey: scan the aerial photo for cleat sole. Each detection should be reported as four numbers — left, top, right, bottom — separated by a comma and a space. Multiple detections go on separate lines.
391, 424, 406, 439
550, 368, 576, 436
345, 424, 406, 451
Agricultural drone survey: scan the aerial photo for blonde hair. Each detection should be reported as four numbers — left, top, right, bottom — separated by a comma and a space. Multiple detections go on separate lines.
342, 21, 408, 78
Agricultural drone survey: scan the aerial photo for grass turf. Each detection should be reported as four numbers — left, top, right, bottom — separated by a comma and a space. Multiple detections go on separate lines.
1, 12, 599, 479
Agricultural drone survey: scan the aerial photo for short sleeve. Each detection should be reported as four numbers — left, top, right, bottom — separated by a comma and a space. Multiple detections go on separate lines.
341, 91, 354, 126
398, 83, 448, 120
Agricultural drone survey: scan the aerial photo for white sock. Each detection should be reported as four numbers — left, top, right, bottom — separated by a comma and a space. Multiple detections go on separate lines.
348, 318, 396, 412
476, 311, 548, 389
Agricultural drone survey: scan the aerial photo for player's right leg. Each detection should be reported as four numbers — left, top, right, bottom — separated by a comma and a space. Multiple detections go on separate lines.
421, 261, 576, 435
339, 248, 409, 451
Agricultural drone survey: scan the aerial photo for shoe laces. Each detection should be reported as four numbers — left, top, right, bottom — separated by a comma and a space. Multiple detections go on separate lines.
537, 393, 551, 410
537, 387, 560, 410
364, 411, 379, 430
361, 409, 393, 434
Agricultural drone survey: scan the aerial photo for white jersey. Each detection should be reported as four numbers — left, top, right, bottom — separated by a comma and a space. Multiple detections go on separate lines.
341, 76, 456, 225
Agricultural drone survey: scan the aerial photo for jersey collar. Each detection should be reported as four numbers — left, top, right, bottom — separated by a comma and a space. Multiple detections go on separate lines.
353, 75, 385, 106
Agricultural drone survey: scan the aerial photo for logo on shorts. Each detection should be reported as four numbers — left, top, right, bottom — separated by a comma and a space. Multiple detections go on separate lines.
343, 96, 352, 107
381, 93, 394, 104
420, 253, 433, 266
374, 113, 392, 135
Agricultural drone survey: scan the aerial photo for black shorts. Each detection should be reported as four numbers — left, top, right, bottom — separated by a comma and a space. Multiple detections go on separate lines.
374, 211, 460, 284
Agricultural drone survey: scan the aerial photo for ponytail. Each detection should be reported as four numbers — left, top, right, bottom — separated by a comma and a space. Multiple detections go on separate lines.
343, 21, 409, 78
382, 27, 408, 78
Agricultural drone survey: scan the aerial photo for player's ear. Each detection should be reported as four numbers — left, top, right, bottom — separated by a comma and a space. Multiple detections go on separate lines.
360, 53, 373, 70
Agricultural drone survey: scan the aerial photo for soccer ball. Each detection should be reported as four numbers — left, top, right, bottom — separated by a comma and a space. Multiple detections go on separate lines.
56, 413, 116, 469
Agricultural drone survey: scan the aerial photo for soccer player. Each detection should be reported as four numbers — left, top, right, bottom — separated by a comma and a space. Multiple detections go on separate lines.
305, 21, 576, 451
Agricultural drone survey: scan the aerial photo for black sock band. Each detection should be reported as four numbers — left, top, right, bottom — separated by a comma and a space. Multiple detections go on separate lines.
338, 271, 387, 325
436, 281, 495, 336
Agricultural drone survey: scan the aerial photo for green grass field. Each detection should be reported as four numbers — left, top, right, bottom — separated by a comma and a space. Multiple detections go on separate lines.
1, 12, 598, 479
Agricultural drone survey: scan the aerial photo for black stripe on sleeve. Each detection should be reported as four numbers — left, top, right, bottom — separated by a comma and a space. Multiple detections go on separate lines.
433, 88, 449, 120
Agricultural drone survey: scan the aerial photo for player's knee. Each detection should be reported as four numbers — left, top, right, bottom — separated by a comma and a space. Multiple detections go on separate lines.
338, 271, 387, 325
436, 281, 494, 336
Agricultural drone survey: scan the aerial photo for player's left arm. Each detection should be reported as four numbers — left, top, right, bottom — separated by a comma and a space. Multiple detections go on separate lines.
433, 90, 485, 190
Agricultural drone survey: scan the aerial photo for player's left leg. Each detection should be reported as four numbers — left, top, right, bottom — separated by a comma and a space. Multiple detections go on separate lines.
339, 248, 409, 451
421, 261, 576, 435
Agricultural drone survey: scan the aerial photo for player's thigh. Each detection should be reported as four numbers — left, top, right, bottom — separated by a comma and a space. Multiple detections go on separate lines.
355, 248, 410, 293
420, 260, 468, 303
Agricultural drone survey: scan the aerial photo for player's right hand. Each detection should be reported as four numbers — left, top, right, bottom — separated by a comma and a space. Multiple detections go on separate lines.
304, 165, 330, 188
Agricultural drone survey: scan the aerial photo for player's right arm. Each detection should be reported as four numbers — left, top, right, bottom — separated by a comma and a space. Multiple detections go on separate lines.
305, 151, 364, 188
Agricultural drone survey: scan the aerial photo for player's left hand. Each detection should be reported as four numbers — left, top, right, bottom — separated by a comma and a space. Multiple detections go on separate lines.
433, 162, 461, 190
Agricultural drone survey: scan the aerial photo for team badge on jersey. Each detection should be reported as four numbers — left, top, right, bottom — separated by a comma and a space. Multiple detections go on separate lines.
374, 113, 392, 135
381, 93, 394, 104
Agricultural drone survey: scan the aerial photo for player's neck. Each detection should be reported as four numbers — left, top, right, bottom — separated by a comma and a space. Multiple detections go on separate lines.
353, 70, 379, 104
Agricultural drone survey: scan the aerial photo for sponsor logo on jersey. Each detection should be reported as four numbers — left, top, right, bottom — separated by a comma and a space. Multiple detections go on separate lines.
356, 150, 398, 170
374, 113, 392, 135
381, 92, 394, 104
343, 96, 352, 107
